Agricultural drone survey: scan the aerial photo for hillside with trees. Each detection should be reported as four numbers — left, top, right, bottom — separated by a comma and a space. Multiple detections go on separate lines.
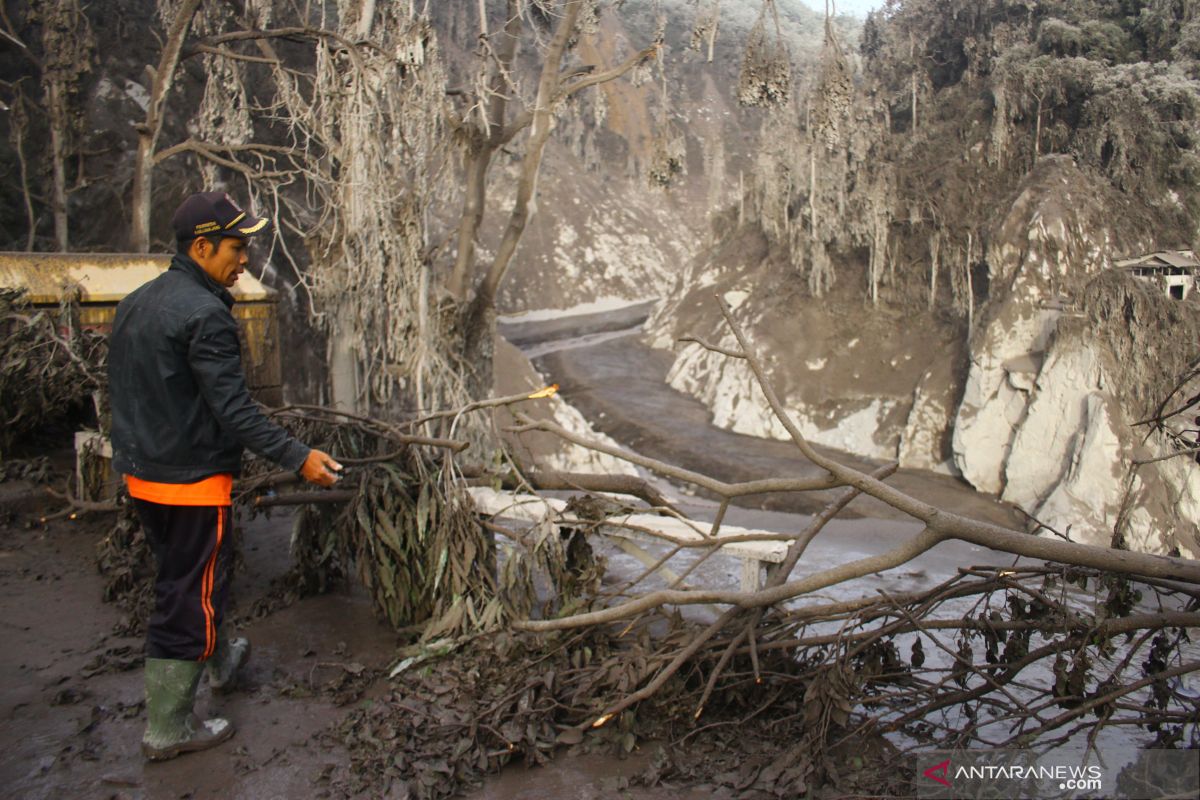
653, 0, 1200, 556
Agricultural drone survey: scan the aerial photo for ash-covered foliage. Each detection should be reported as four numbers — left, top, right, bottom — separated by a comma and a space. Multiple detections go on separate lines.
1080, 269, 1200, 416
95, 504, 155, 638
737, 1, 792, 109
648, 123, 688, 187
0, 455, 56, 484
327, 620, 855, 800
323, 563, 1199, 799
0, 288, 106, 457
749, 0, 1200, 305
234, 410, 555, 639
330, 628, 638, 798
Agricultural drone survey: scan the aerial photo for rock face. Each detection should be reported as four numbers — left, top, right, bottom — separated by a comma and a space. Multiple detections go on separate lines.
952, 157, 1121, 493
950, 158, 1200, 556
898, 357, 962, 473
488, 145, 699, 315
646, 228, 966, 464
492, 337, 638, 477
1000, 325, 1129, 547
648, 154, 1200, 558
1125, 442, 1200, 557
1000, 332, 1108, 513
989, 291, 1200, 558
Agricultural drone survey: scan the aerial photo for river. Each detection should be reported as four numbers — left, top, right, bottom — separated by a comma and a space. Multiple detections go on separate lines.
502, 304, 1030, 625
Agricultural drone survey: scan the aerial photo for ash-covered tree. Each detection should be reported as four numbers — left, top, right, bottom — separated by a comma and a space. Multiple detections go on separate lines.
118, 0, 666, 417
441, 1, 658, 401
744, 0, 1200, 312
0, 0, 95, 251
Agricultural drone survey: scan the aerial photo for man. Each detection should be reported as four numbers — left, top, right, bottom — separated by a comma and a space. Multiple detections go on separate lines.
108, 191, 342, 761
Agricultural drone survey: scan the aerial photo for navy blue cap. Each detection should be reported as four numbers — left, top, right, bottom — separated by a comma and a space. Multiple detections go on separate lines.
171, 191, 270, 242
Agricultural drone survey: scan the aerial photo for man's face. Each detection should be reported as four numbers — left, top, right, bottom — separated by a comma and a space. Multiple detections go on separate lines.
192, 236, 249, 288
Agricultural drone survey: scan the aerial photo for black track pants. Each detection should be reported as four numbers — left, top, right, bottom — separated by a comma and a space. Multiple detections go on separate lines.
132, 499, 233, 661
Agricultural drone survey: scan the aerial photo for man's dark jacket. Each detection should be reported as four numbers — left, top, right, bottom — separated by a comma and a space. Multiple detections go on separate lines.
108, 254, 308, 483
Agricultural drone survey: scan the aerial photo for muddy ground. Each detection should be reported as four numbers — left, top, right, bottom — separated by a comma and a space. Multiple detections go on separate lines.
0, 470, 728, 800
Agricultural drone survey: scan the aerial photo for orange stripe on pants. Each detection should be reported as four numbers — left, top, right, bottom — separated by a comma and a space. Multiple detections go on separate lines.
200, 508, 224, 660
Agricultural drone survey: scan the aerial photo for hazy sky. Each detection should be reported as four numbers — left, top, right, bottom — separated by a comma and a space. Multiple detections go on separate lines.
802, 0, 884, 17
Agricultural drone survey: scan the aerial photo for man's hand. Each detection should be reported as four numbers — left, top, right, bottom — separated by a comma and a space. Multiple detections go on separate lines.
300, 449, 343, 487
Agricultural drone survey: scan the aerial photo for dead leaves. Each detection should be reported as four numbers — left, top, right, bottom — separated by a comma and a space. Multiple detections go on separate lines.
95, 507, 155, 636
803, 663, 857, 730
276, 418, 515, 639
0, 288, 105, 456
334, 632, 608, 799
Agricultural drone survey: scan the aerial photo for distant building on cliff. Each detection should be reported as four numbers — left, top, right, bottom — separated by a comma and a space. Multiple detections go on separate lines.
1114, 249, 1199, 300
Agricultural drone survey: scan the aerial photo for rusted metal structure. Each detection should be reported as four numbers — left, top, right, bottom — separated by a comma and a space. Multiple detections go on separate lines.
0, 252, 283, 404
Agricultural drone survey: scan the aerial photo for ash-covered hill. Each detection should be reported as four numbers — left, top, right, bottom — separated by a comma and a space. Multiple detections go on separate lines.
651, 0, 1200, 556
434, 0, 853, 313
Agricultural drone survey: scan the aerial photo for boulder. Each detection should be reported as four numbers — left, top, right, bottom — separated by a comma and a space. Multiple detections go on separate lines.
952, 156, 1120, 493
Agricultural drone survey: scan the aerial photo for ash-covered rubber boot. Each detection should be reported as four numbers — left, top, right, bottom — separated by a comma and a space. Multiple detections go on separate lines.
142, 658, 235, 761
206, 636, 251, 693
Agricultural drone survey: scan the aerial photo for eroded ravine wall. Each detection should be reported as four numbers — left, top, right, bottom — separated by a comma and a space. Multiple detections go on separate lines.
649, 156, 1200, 557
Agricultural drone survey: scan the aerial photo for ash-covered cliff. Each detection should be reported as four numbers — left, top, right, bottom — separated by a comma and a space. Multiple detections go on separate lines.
651, 0, 1200, 556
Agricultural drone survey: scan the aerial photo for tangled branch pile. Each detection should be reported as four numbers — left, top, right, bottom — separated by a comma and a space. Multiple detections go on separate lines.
0, 288, 106, 456
327, 559, 1198, 799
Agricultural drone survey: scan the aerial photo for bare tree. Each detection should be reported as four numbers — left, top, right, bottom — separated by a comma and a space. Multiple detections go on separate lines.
444, 1, 657, 396
38, 0, 92, 251
128, 0, 203, 252
1, 0, 94, 251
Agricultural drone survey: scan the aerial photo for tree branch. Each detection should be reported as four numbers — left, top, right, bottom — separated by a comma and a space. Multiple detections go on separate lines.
678, 335, 746, 359
189, 43, 281, 65
557, 46, 657, 100
188, 26, 357, 52
511, 411, 842, 498
511, 527, 949, 631
153, 138, 297, 167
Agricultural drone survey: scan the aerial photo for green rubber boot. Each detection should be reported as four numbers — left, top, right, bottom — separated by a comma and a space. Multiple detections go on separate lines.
207, 636, 251, 693
142, 658, 235, 761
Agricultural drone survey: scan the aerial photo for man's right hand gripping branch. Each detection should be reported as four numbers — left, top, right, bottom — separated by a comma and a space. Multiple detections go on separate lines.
301, 448, 343, 487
